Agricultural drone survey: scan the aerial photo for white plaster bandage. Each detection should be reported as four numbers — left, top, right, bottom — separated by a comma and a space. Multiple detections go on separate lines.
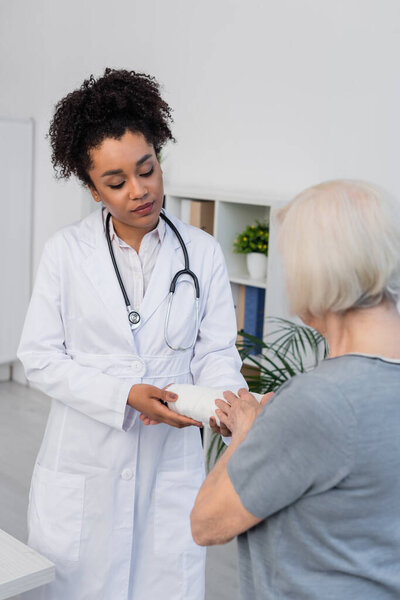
167, 384, 264, 427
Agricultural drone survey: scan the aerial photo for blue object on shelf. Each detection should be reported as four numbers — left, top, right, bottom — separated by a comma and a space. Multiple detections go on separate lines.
244, 285, 265, 355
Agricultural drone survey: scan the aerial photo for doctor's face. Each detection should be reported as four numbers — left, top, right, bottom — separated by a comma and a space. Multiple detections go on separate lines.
88, 130, 164, 236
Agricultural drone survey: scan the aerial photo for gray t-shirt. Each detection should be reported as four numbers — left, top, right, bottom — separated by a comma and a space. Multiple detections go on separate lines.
227, 355, 400, 599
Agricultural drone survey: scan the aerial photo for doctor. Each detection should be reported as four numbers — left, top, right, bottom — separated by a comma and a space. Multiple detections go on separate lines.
18, 68, 246, 599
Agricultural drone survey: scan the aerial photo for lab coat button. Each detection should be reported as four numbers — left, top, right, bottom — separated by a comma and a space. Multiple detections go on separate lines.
121, 468, 133, 480
131, 359, 146, 376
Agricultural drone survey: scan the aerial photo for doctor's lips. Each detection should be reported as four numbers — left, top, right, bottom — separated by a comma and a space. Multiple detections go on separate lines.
131, 202, 155, 215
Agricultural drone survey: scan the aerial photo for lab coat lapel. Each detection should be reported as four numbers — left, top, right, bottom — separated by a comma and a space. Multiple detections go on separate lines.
138, 221, 184, 328
80, 210, 134, 347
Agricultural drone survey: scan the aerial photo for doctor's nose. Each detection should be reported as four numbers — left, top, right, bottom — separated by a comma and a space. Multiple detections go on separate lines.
127, 178, 148, 201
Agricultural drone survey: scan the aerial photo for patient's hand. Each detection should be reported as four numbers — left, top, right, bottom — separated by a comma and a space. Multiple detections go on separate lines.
209, 416, 232, 437
215, 389, 273, 441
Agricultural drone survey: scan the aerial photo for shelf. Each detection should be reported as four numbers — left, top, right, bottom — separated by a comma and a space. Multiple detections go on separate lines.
229, 274, 267, 289
165, 186, 289, 209
164, 190, 290, 350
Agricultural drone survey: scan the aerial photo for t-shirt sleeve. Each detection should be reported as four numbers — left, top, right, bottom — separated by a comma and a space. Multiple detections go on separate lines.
227, 373, 356, 520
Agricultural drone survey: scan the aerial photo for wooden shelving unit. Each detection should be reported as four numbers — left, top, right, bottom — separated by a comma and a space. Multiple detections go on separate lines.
164, 188, 291, 345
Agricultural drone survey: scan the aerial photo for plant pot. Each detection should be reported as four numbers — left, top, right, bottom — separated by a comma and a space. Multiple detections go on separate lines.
246, 252, 268, 280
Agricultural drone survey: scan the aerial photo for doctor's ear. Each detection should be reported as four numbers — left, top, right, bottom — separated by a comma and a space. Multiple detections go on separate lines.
89, 187, 101, 203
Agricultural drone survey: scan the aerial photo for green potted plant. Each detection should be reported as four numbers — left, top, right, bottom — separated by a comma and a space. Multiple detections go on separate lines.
233, 220, 269, 280
206, 317, 328, 468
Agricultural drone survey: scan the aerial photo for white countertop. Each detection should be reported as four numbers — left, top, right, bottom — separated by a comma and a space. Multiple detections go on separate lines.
0, 529, 54, 599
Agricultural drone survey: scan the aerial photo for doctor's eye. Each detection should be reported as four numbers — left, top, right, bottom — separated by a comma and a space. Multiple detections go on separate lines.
140, 167, 154, 178
109, 181, 125, 189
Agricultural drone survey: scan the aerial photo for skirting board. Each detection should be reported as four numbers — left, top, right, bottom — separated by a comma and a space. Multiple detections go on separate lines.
10, 361, 28, 386
0, 365, 10, 382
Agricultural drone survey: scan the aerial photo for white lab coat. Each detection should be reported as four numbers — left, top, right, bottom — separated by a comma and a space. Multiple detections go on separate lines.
18, 208, 246, 600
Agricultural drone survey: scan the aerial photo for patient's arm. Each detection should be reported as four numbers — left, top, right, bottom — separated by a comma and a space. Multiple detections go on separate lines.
190, 431, 262, 546
191, 389, 272, 545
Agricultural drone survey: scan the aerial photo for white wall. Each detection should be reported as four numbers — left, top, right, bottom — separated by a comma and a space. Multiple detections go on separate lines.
0, 119, 32, 365
1, 0, 399, 274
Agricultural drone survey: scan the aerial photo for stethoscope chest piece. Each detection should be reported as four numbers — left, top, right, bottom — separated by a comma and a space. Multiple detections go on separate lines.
128, 310, 141, 329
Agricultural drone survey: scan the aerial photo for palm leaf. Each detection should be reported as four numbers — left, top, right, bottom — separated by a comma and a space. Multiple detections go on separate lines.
206, 317, 328, 469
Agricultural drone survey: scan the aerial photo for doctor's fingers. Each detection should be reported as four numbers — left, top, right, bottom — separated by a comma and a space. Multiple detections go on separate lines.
156, 404, 202, 429
150, 387, 178, 403
140, 414, 161, 426
166, 415, 202, 428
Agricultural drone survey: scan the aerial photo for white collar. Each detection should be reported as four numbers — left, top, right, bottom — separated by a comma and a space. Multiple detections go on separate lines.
103, 208, 166, 247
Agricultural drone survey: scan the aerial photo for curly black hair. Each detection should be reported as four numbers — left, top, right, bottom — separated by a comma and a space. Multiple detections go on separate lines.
48, 68, 175, 185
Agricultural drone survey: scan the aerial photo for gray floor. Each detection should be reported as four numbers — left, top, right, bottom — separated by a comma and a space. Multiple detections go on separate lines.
0, 381, 238, 599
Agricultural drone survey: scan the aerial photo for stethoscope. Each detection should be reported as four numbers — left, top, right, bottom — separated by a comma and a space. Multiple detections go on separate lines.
105, 210, 200, 351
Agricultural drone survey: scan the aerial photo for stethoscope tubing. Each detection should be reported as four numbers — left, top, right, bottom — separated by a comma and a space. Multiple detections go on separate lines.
105, 209, 200, 350
161, 213, 200, 298
105, 212, 130, 308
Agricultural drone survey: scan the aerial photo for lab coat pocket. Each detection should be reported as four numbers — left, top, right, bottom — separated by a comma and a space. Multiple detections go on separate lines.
28, 464, 85, 563
154, 468, 204, 556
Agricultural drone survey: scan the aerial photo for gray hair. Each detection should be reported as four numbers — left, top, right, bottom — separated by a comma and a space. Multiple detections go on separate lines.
277, 180, 400, 316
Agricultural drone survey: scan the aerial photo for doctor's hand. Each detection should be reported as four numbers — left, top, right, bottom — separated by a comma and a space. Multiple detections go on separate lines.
128, 384, 202, 429
215, 389, 273, 442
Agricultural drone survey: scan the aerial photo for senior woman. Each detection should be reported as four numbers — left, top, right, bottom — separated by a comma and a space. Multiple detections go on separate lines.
191, 180, 400, 599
